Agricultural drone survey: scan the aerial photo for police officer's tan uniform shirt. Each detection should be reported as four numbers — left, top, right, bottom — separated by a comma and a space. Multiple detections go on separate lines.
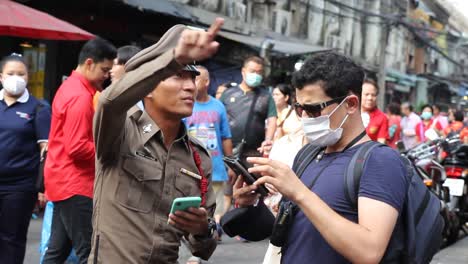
89, 28, 216, 263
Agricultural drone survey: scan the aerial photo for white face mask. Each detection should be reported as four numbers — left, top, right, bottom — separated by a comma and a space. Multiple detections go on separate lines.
2, 75, 27, 96
301, 98, 349, 147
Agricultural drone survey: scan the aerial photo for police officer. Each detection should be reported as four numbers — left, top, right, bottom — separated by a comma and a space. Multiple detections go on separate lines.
89, 18, 224, 263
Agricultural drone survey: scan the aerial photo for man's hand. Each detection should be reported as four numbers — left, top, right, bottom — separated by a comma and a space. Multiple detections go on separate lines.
174, 18, 224, 65
168, 207, 209, 236
233, 175, 260, 207
227, 168, 237, 185
38, 192, 47, 208
247, 157, 308, 203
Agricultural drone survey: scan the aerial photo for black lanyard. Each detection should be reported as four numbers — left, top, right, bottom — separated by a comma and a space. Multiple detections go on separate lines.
304, 131, 367, 190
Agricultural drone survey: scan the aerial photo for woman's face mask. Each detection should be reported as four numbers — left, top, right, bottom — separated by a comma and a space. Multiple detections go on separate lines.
421, 111, 432, 120
1, 75, 27, 96
301, 97, 349, 147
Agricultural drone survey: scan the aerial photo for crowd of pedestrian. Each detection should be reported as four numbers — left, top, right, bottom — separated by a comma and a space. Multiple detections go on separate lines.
1, 17, 468, 264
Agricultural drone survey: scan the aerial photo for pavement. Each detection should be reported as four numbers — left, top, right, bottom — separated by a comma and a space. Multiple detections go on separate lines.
24, 216, 269, 264
431, 235, 468, 264
25, 216, 468, 264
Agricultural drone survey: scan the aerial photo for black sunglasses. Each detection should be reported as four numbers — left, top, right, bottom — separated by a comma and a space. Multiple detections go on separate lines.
294, 96, 346, 118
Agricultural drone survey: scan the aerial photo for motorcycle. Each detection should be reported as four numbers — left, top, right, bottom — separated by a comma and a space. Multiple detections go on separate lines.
440, 136, 468, 239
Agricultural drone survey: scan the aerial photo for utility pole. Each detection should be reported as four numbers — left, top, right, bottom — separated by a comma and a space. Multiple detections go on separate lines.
377, 23, 390, 110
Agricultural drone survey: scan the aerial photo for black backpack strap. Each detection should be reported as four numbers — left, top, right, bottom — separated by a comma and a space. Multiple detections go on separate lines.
344, 141, 385, 210
292, 144, 323, 178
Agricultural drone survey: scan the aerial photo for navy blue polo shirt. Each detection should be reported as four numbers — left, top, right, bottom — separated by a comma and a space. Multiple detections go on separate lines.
0, 90, 51, 191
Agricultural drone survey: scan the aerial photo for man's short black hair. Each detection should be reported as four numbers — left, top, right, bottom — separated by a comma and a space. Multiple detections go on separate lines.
387, 102, 401, 115
454, 110, 464, 122
292, 52, 364, 101
78, 37, 117, 65
117, 45, 141, 65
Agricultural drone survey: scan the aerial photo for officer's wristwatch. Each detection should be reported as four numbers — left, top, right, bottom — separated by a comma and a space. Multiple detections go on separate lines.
194, 218, 217, 240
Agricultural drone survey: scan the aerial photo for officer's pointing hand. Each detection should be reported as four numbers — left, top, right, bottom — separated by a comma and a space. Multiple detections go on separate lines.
174, 18, 224, 65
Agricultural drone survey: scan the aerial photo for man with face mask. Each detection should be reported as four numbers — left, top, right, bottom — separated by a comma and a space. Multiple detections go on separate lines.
43, 38, 116, 263
234, 52, 408, 264
220, 56, 277, 163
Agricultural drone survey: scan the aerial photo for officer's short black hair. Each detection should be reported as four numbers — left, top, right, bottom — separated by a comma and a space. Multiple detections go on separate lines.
292, 52, 364, 101
78, 37, 117, 65
117, 45, 141, 65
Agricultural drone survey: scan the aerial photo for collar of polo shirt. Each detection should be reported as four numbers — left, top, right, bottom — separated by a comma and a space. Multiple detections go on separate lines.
0, 88, 29, 103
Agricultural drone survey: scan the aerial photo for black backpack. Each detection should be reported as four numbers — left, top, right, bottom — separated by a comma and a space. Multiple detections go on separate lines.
292, 141, 444, 264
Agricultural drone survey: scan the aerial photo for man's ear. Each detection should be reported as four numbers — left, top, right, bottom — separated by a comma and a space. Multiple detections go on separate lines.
346, 95, 360, 114
84, 58, 94, 71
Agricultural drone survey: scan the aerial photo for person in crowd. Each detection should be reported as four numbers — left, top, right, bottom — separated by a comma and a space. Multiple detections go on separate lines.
386, 102, 402, 149
415, 104, 443, 143
89, 19, 224, 263
215, 82, 235, 100
262, 96, 308, 264
0, 54, 51, 263
432, 104, 449, 130
42, 38, 116, 264
272, 83, 302, 141
93, 45, 141, 110
400, 102, 422, 150
234, 52, 407, 264
110, 45, 142, 83
361, 79, 388, 143
444, 110, 468, 143
184, 65, 233, 241
220, 56, 277, 162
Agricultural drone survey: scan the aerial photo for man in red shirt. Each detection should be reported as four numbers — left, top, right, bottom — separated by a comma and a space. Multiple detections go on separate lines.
361, 79, 389, 143
43, 38, 116, 263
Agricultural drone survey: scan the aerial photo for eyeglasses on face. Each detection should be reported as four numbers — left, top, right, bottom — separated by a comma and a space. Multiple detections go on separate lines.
294, 96, 346, 118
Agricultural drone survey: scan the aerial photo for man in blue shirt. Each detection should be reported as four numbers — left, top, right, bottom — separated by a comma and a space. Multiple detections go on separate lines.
235, 52, 407, 263
184, 65, 233, 235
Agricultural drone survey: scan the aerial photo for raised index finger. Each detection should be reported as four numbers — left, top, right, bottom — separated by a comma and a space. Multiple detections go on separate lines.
206, 17, 224, 40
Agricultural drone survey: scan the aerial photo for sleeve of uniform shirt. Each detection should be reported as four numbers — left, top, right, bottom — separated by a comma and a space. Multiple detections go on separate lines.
35, 104, 51, 143
219, 103, 232, 139
377, 114, 389, 140
267, 94, 277, 118
359, 147, 408, 212
63, 96, 95, 162
94, 49, 183, 163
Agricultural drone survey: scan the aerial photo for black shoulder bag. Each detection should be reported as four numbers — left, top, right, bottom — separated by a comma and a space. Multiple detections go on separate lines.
232, 91, 259, 159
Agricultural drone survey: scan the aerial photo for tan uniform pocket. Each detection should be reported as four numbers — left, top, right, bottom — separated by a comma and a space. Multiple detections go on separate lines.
117, 155, 162, 213
175, 168, 201, 197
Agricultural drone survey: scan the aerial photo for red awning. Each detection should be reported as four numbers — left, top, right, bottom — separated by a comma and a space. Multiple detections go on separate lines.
0, 0, 94, 40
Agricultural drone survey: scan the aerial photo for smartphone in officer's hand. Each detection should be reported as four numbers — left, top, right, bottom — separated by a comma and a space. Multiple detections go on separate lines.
223, 156, 269, 196
170, 197, 202, 214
